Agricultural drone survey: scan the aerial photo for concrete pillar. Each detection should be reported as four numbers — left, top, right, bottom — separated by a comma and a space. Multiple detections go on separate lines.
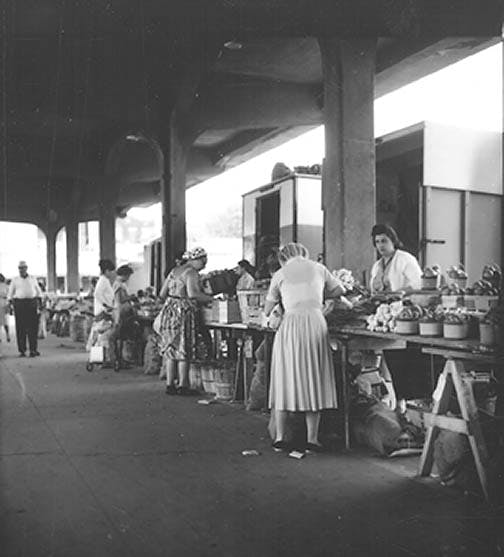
160, 112, 187, 275
65, 217, 79, 293
99, 177, 117, 263
318, 38, 376, 284
46, 224, 58, 292
501, 37, 504, 271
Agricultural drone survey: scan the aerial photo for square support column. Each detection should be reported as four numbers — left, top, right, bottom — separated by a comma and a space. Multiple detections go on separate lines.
319, 38, 376, 284
501, 37, 504, 271
45, 223, 58, 292
65, 217, 79, 293
160, 112, 188, 275
99, 177, 118, 264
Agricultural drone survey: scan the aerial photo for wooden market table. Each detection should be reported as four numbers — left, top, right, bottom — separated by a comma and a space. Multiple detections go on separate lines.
329, 325, 484, 450
330, 325, 503, 501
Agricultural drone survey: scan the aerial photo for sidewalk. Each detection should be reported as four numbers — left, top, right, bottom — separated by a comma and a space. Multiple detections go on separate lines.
0, 335, 502, 557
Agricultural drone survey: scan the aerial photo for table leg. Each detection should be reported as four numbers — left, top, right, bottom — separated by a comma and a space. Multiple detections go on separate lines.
419, 366, 453, 476
340, 343, 350, 450
264, 333, 272, 408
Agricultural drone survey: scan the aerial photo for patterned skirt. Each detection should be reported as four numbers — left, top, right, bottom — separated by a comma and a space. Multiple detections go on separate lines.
158, 297, 209, 361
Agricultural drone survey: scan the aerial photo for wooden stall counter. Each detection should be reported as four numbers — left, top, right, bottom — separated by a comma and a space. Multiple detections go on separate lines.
329, 323, 503, 501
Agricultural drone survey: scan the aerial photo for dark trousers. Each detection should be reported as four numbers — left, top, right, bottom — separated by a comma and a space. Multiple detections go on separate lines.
13, 299, 38, 354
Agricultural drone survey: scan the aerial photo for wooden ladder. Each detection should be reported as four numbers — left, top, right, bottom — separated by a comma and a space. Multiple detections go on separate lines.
418, 358, 491, 501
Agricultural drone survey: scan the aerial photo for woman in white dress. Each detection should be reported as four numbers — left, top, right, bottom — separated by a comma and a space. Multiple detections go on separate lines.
264, 243, 345, 452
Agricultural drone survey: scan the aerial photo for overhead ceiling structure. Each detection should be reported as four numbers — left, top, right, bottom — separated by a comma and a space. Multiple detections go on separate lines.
0, 0, 502, 230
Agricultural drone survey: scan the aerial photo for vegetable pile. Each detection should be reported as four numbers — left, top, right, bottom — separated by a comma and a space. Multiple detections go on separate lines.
366, 301, 404, 332
396, 304, 422, 322
419, 305, 445, 323
443, 308, 471, 324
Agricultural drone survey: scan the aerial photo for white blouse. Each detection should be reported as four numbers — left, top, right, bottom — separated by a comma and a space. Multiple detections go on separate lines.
370, 249, 422, 293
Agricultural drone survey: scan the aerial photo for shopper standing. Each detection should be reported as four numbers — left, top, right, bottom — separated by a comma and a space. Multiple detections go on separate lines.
8, 261, 42, 357
94, 259, 115, 317
264, 243, 345, 452
0, 274, 10, 343
158, 247, 213, 395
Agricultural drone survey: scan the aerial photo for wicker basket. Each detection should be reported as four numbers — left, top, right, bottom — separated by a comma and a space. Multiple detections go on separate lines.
395, 320, 419, 335
443, 322, 469, 340
189, 362, 204, 391
421, 276, 439, 290
214, 361, 236, 401
419, 321, 443, 337
237, 289, 267, 326
479, 323, 496, 346
200, 362, 216, 394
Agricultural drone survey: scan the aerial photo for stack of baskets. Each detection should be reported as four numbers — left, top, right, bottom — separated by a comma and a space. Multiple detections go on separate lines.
197, 360, 236, 400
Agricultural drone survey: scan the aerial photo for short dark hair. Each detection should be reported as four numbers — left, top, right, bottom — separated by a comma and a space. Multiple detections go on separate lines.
116, 264, 133, 277
99, 259, 115, 273
237, 259, 256, 276
371, 224, 403, 249
0, 273, 5, 282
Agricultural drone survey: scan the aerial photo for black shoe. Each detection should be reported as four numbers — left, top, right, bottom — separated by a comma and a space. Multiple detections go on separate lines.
31, 351, 40, 357
305, 442, 324, 454
29, 352, 36, 358
165, 385, 177, 395
176, 386, 196, 396
272, 440, 291, 453
19, 352, 26, 357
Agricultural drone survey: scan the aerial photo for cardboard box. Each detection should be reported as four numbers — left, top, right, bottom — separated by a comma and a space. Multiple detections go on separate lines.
204, 300, 241, 324
463, 295, 499, 312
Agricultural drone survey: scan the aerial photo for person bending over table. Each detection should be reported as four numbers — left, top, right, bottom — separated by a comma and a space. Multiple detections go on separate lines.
367, 224, 422, 408
158, 247, 213, 396
264, 242, 346, 453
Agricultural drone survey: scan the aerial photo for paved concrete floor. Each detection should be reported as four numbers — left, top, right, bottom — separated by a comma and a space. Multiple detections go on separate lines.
0, 335, 502, 557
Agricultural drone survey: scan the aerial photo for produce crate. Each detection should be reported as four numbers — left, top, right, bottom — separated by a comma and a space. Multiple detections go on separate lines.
463, 295, 499, 312
407, 291, 441, 308
237, 289, 267, 326
203, 300, 241, 324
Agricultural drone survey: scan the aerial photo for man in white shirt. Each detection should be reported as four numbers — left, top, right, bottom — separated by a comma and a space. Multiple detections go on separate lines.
8, 261, 42, 357
94, 259, 115, 316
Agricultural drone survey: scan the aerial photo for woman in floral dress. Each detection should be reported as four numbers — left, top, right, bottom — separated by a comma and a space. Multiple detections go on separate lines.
158, 247, 213, 395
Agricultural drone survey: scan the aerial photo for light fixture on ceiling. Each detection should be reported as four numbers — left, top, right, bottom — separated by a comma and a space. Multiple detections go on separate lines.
125, 131, 147, 142
223, 40, 243, 51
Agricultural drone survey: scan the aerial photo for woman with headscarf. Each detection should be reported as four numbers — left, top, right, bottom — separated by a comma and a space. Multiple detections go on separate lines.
158, 247, 213, 395
369, 224, 421, 294
264, 242, 346, 453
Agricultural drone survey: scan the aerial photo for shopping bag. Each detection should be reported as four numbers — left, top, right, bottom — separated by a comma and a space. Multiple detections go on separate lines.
89, 346, 104, 363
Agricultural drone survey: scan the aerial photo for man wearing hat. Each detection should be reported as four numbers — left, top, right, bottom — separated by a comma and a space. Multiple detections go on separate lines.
8, 261, 42, 357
